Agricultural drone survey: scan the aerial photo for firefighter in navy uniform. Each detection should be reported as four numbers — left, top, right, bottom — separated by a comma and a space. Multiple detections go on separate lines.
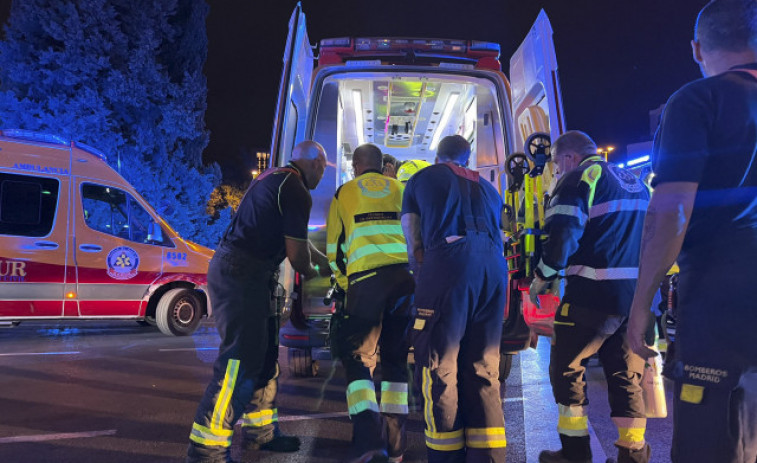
327, 144, 415, 463
628, 2, 757, 462
530, 131, 651, 463
402, 135, 508, 463
186, 141, 330, 463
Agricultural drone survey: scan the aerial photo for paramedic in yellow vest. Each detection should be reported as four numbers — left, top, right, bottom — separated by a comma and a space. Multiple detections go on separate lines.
397, 159, 431, 185
327, 143, 415, 463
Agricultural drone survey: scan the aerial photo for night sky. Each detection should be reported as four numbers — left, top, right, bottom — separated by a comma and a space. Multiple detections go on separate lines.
0, 1, 711, 182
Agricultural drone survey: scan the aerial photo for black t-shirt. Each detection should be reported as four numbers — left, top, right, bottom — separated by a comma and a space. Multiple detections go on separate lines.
220, 163, 311, 265
653, 63, 757, 265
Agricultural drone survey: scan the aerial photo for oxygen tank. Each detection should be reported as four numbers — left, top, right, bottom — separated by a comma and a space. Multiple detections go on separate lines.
641, 350, 668, 418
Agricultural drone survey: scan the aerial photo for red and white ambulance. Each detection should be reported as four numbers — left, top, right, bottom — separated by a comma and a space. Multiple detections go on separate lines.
0, 130, 213, 336
272, 5, 566, 377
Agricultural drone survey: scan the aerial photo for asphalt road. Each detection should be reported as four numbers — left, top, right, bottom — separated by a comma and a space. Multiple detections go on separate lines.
0, 320, 675, 462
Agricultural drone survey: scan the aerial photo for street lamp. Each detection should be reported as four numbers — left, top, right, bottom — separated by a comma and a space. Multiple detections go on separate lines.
597, 145, 615, 161
256, 152, 270, 173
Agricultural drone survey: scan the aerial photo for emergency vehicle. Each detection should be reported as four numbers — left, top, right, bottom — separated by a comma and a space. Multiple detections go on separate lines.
0, 130, 213, 336
273, 5, 565, 377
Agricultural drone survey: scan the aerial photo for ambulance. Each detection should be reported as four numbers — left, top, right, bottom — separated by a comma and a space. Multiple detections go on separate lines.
273, 5, 565, 377
0, 130, 214, 336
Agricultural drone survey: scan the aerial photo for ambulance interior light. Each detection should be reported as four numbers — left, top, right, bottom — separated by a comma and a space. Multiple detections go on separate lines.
627, 155, 650, 167
352, 89, 365, 146
429, 92, 460, 151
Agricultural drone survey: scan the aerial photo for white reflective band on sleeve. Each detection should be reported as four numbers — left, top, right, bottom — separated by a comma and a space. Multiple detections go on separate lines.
565, 265, 638, 280
537, 260, 559, 279
589, 199, 649, 219
544, 205, 587, 226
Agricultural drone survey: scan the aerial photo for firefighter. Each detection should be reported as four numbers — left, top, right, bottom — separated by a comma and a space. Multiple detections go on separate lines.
186, 141, 331, 463
529, 131, 651, 463
396, 159, 431, 184
402, 135, 508, 463
627, 1, 757, 462
327, 143, 415, 463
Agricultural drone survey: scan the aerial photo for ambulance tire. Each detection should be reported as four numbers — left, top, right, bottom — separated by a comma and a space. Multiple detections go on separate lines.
499, 353, 513, 382
288, 348, 318, 377
155, 288, 203, 336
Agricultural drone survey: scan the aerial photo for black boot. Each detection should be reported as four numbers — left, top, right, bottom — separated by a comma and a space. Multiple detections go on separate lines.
245, 434, 301, 452
539, 449, 591, 463
606, 443, 651, 463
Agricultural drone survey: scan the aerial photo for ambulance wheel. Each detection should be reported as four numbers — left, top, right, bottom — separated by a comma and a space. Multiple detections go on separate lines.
499, 353, 514, 382
155, 288, 203, 336
288, 348, 318, 377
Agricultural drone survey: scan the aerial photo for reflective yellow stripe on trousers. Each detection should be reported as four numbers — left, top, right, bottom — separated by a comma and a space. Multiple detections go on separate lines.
380, 381, 409, 414
346, 379, 379, 415
189, 358, 240, 447
557, 404, 589, 437
421, 367, 436, 433
465, 427, 507, 449
425, 429, 465, 451
612, 417, 647, 450
241, 408, 278, 427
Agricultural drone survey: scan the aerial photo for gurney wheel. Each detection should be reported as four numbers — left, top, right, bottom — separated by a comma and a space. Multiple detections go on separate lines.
288, 347, 319, 377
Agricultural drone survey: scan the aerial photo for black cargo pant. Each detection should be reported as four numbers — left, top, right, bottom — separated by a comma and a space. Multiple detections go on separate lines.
670, 264, 757, 463
186, 249, 280, 463
549, 303, 647, 461
336, 263, 415, 459
413, 234, 508, 463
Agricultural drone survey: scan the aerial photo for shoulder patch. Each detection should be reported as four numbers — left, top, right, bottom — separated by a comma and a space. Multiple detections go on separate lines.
608, 165, 645, 193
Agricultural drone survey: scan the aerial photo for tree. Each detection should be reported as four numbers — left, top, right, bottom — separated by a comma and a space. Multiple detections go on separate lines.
0, 0, 229, 247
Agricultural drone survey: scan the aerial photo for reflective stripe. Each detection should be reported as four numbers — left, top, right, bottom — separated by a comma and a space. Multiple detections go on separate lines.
327, 243, 337, 254
346, 379, 379, 415
425, 429, 465, 451
465, 427, 507, 448
589, 199, 649, 219
544, 205, 587, 226
350, 243, 408, 262
345, 224, 404, 250
557, 404, 588, 437
580, 164, 603, 208
380, 381, 408, 414
422, 367, 436, 433
565, 265, 638, 280
241, 408, 278, 427
211, 359, 239, 430
613, 417, 646, 449
537, 259, 559, 279
189, 422, 232, 448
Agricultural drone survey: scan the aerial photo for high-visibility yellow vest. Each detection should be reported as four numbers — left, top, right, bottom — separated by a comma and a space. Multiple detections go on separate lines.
326, 171, 408, 279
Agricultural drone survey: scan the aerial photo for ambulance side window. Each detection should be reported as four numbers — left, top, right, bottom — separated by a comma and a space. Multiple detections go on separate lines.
81, 184, 128, 238
128, 196, 171, 246
0, 173, 59, 237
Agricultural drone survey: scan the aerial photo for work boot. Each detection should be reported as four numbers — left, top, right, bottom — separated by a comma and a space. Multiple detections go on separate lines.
345, 449, 389, 463
606, 443, 651, 463
539, 449, 591, 463
245, 434, 301, 452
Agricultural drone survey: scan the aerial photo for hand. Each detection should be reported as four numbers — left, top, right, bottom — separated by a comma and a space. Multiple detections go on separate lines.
627, 303, 658, 360
529, 276, 551, 308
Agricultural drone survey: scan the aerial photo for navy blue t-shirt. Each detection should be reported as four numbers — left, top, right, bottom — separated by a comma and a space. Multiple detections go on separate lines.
220, 163, 311, 264
653, 63, 757, 264
402, 163, 503, 251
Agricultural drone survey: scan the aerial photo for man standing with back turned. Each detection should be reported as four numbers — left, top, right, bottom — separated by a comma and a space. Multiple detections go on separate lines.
530, 131, 651, 463
187, 141, 330, 463
326, 143, 414, 463
627, 1, 757, 462
402, 135, 508, 463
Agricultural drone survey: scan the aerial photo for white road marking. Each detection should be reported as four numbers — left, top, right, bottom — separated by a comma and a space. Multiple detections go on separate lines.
158, 347, 218, 352
0, 351, 80, 357
0, 429, 116, 444
521, 340, 607, 463
279, 411, 350, 422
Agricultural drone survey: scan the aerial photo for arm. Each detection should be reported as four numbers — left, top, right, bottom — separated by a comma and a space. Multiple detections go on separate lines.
627, 182, 697, 358
401, 213, 423, 268
309, 240, 331, 277
326, 194, 348, 283
286, 237, 317, 279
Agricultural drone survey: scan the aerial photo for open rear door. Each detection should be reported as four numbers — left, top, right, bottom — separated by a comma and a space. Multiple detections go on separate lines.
269, 3, 315, 167
509, 9, 565, 153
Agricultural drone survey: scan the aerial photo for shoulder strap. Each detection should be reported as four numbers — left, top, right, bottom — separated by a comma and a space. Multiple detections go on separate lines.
731, 68, 757, 81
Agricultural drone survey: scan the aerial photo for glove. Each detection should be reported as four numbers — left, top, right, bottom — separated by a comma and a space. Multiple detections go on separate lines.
529, 275, 551, 309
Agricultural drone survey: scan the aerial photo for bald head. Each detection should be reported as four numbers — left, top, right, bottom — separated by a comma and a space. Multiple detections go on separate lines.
352, 144, 383, 176
290, 140, 327, 190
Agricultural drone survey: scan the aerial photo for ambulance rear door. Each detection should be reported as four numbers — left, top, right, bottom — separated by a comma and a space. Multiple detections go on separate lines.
509, 9, 565, 155
269, 3, 315, 168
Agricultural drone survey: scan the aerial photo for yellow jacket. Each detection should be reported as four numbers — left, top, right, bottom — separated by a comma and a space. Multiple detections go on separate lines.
326, 171, 408, 283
